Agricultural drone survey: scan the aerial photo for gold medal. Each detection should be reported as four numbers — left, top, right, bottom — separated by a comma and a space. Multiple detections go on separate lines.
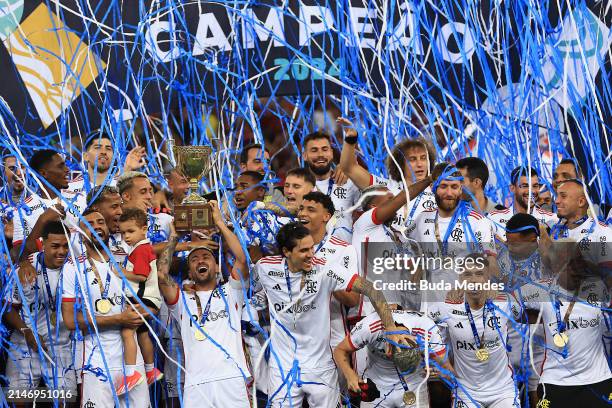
49, 311, 57, 327
194, 328, 206, 341
96, 298, 112, 314
403, 391, 416, 406
553, 332, 569, 348
475, 348, 490, 362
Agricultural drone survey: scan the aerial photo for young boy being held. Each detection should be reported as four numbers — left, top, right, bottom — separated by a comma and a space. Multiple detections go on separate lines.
115, 207, 164, 394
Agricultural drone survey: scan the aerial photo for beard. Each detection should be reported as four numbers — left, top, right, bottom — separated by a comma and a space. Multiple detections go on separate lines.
306, 160, 332, 176
435, 194, 460, 212
515, 193, 535, 210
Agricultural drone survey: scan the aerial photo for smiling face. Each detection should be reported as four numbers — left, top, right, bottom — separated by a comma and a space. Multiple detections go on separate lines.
42, 233, 69, 269
40, 154, 70, 190
241, 148, 270, 174
304, 138, 334, 176
94, 192, 123, 234
3, 156, 24, 193
283, 235, 315, 272
461, 264, 488, 297
188, 248, 218, 285
511, 175, 540, 210
552, 163, 578, 192
81, 211, 109, 248
555, 182, 587, 220
298, 199, 331, 232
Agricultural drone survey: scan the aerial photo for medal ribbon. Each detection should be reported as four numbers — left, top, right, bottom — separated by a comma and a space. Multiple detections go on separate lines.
465, 300, 488, 350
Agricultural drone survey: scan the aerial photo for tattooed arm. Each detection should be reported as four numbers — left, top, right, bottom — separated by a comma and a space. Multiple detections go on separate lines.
350, 276, 409, 348
157, 234, 179, 304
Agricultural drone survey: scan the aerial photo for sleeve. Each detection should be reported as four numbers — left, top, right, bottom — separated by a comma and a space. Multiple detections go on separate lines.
425, 320, 447, 358
348, 314, 381, 350
228, 277, 247, 309
166, 288, 182, 321
327, 261, 359, 292
127, 245, 153, 277
61, 263, 78, 302
11, 207, 24, 246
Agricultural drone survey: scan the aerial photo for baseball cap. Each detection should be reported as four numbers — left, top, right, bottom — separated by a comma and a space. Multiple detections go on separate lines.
186, 245, 216, 261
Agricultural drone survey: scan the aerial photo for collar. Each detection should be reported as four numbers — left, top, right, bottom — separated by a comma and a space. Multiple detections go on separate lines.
128, 238, 151, 254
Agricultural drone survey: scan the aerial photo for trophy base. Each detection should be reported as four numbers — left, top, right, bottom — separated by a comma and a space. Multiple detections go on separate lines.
174, 203, 213, 232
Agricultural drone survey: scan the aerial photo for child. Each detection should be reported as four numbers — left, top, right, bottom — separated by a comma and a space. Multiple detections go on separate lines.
115, 207, 164, 394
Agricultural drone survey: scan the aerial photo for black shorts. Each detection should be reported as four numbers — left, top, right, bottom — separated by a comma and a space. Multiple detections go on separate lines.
127, 297, 159, 334
538, 378, 612, 408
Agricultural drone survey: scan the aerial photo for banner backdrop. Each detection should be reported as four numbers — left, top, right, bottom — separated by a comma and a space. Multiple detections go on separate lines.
0, 0, 610, 201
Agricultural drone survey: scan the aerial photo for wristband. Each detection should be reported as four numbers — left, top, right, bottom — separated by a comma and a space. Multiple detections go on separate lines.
20, 327, 32, 334
344, 135, 358, 145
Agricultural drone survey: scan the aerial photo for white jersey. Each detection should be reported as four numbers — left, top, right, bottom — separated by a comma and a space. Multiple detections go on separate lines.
239, 209, 291, 254
167, 279, 250, 387
426, 294, 519, 401
550, 217, 612, 269
254, 255, 357, 374
407, 208, 496, 303
350, 310, 445, 391
148, 211, 173, 244
314, 235, 360, 347
62, 257, 141, 371
370, 175, 437, 232
12, 191, 86, 247
108, 232, 129, 263
488, 205, 558, 239
68, 172, 118, 195
518, 279, 612, 386
315, 177, 359, 241
10, 252, 75, 348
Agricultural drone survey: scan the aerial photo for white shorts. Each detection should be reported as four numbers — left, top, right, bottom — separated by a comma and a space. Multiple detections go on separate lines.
361, 383, 429, 408
454, 390, 520, 408
183, 377, 250, 408
268, 366, 340, 407
6, 343, 77, 390
81, 365, 150, 408
163, 338, 185, 399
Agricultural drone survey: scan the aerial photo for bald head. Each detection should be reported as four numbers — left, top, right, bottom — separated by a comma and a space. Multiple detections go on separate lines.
555, 180, 588, 221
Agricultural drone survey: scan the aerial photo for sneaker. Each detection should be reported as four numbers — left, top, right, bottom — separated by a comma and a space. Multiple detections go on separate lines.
115, 371, 144, 396
146, 367, 164, 385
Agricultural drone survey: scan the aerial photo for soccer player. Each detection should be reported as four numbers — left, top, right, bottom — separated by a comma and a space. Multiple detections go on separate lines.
61, 209, 150, 407
87, 185, 127, 261
283, 167, 316, 215
488, 166, 557, 240
297, 191, 360, 348
255, 222, 412, 407
155, 200, 251, 408
338, 117, 437, 229
515, 254, 612, 407
303, 131, 359, 241
117, 171, 174, 244
11, 149, 86, 256
552, 159, 583, 192
406, 163, 497, 303
4, 221, 78, 406
456, 157, 505, 215
240, 142, 285, 204
334, 308, 452, 407
427, 255, 521, 408
71, 133, 146, 194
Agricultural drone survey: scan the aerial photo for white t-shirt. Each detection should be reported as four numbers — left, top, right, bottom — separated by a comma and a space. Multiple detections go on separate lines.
254, 256, 358, 374
550, 217, 612, 270
314, 234, 360, 347
488, 205, 558, 239
10, 252, 74, 348
62, 257, 141, 371
426, 294, 518, 401
167, 278, 250, 387
68, 172, 118, 195
518, 279, 612, 386
315, 177, 359, 242
370, 175, 437, 233
12, 191, 87, 247
350, 310, 445, 391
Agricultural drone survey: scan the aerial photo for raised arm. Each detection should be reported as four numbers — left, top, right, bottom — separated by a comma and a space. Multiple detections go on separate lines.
372, 177, 432, 224
337, 117, 371, 190
156, 234, 180, 304
210, 200, 249, 281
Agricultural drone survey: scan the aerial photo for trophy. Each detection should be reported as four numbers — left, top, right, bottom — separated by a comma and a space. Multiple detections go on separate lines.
172, 145, 214, 232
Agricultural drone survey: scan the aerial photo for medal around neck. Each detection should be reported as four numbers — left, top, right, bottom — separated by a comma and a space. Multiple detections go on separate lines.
194, 328, 206, 341
403, 391, 417, 406
553, 332, 569, 348
475, 348, 490, 362
95, 298, 112, 314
